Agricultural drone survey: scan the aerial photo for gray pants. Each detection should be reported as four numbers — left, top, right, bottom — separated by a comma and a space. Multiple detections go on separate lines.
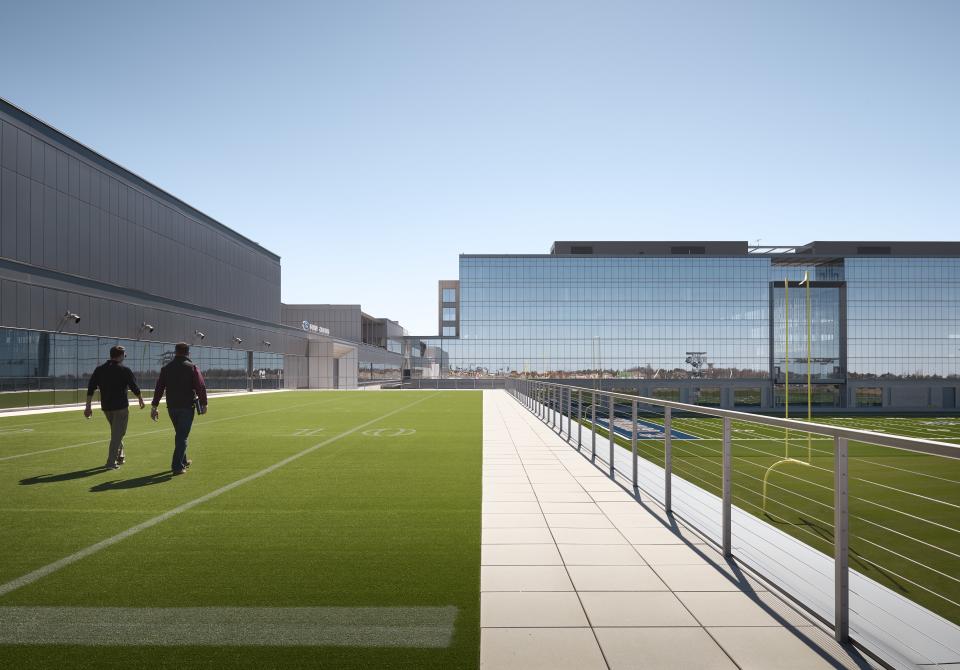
103, 408, 129, 466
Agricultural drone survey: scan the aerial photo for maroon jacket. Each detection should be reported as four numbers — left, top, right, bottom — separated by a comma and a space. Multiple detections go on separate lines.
151, 356, 208, 410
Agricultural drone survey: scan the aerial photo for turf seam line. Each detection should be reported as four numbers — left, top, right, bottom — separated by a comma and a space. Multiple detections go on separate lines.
0, 605, 459, 648
0, 393, 437, 599
0, 395, 339, 462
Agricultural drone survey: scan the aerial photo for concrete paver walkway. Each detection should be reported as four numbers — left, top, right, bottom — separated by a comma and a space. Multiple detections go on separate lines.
480, 390, 876, 670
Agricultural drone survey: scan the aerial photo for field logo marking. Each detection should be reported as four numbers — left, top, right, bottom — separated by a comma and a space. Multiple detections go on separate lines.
363, 428, 416, 438
0, 393, 437, 598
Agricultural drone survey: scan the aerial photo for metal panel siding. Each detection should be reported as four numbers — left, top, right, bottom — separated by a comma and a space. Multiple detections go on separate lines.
1, 279, 16, 324
16, 128, 30, 175
56, 191, 68, 271
1, 121, 16, 170
1, 167, 15, 258
44, 143, 57, 187
42, 185, 56, 268
68, 198, 79, 275
29, 180, 42, 266
16, 283, 29, 329
30, 285, 44, 330
16, 174, 29, 262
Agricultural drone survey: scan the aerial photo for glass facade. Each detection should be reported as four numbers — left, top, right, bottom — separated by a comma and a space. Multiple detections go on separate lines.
406, 252, 960, 408
846, 258, 960, 379
0, 327, 283, 408
417, 256, 772, 378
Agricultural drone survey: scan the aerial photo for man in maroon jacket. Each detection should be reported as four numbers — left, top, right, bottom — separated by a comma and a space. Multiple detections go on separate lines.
150, 342, 208, 475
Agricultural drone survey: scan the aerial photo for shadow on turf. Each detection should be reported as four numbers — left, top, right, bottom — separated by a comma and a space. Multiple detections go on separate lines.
20, 466, 109, 485
89, 471, 174, 491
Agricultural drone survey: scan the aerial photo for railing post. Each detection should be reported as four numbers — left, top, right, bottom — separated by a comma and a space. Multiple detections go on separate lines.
552, 387, 557, 429
608, 394, 615, 478
567, 386, 572, 439
631, 399, 638, 490
550, 386, 560, 428
835, 436, 849, 643
591, 396, 596, 459
722, 417, 732, 558
577, 390, 583, 449
664, 407, 672, 514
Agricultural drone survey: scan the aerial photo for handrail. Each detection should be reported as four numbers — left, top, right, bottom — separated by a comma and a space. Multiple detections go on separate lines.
505, 377, 960, 659
519, 379, 960, 459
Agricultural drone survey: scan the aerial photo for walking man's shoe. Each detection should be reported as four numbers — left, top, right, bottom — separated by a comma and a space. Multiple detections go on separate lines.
172, 469, 187, 476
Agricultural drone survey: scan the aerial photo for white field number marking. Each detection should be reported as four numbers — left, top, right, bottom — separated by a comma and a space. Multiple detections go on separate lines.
0, 428, 34, 435
363, 428, 416, 438
290, 428, 326, 436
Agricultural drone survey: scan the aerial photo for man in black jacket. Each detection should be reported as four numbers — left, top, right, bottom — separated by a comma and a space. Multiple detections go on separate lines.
151, 342, 208, 475
84, 345, 146, 469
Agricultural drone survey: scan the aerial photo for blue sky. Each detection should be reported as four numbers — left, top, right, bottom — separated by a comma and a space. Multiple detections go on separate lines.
1, 0, 957, 333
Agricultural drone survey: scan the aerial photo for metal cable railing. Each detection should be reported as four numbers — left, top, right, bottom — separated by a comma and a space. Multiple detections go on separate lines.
506, 378, 960, 666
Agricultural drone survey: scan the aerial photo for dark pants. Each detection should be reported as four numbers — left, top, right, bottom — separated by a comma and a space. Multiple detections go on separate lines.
167, 407, 195, 472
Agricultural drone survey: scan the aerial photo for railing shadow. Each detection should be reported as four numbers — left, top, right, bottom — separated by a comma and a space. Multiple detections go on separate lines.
518, 389, 876, 670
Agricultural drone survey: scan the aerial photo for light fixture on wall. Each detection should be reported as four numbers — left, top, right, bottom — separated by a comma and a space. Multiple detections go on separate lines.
56, 311, 81, 332
261, 340, 271, 347
194, 330, 206, 340
138, 322, 155, 337
233, 336, 243, 345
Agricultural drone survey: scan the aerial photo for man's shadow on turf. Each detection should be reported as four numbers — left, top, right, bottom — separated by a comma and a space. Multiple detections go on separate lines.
20, 466, 108, 485
90, 471, 173, 492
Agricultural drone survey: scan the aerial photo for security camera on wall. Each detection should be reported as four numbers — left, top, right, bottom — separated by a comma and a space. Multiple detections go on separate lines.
195, 330, 206, 340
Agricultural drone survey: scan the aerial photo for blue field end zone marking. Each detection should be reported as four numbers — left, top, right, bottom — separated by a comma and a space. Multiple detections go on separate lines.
593, 417, 699, 441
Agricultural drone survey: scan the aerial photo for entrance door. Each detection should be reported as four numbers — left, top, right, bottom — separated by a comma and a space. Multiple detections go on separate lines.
945, 387, 957, 409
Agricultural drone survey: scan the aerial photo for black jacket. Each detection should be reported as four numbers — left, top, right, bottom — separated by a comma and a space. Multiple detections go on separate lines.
87, 360, 141, 411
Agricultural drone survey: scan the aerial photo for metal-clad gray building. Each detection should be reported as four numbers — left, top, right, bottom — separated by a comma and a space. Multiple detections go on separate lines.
281, 304, 405, 385
0, 97, 356, 404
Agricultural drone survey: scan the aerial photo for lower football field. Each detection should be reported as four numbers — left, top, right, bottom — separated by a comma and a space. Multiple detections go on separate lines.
0, 391, 481, 669
578, 400, 960, 626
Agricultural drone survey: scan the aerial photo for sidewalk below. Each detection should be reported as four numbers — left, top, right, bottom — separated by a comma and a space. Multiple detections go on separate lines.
481, 389, 877, 670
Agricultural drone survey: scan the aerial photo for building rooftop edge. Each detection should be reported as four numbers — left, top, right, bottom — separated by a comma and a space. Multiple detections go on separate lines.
0, 96, 281, 262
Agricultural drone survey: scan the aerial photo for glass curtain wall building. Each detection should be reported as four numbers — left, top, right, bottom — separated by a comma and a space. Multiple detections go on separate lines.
0, 327, 283, 408
405, 241, 960, 412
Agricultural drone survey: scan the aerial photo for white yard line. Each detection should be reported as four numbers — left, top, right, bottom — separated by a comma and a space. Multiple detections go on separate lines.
0, 393, 436, 598
0, 396, 340, 462
0, 605, 458, 648
0, 389, 288, 417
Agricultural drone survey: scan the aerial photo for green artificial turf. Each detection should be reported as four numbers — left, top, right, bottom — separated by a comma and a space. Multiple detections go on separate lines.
0, 391, 482, 669
568, 399, 960, 625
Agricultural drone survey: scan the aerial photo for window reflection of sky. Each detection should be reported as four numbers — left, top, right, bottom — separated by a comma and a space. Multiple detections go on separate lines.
412, 256, 960, 379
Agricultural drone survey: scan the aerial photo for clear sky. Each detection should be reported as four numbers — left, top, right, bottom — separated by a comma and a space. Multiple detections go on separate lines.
1, 0, 958, 334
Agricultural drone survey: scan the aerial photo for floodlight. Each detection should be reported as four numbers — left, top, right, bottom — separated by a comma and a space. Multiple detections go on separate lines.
56, 311, 81, 332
